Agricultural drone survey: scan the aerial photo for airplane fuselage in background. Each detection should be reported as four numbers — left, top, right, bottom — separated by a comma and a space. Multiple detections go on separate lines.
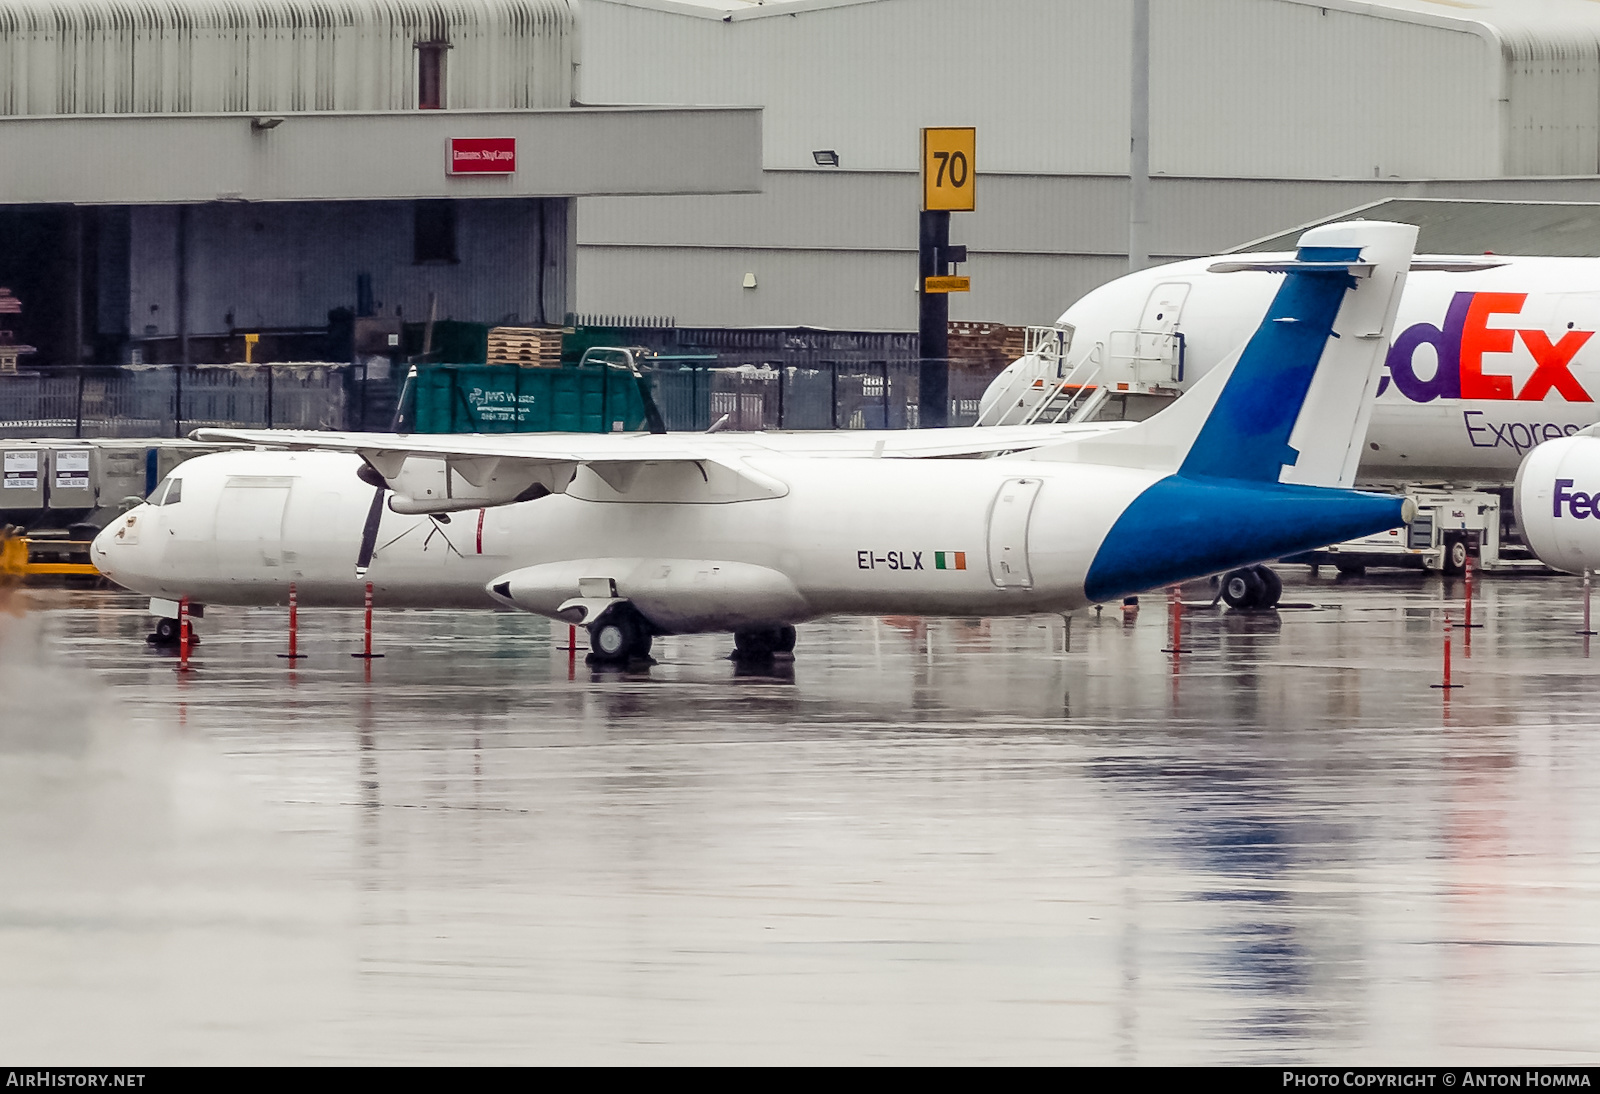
987, 256, 1600, 485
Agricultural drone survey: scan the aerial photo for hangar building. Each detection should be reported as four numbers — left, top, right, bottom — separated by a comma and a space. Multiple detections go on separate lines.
0, 0, 760, 366
574, 0, 1600, 330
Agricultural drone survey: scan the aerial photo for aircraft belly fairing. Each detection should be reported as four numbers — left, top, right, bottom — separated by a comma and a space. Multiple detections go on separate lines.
490, 558, 811, 634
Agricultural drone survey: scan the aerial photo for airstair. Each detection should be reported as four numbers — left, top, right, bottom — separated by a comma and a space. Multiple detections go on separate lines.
976, 323, 1187, 427
976, 324, 1099, 427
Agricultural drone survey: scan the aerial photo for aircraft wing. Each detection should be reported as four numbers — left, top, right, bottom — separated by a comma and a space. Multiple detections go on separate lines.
189, 422, 1128, 513
716, 422, 1131, 457
189, 427, 781, 512
192, 422, 1120, 461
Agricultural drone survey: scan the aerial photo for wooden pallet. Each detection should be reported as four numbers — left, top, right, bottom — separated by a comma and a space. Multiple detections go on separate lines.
947, 321, 1026, 362
487, 326, 566, 365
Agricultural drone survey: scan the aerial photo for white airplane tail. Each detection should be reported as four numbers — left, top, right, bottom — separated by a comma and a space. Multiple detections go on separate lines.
1033, 220, 1417, 487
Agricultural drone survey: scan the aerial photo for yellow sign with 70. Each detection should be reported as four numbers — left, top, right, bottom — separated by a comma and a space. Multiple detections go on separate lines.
922, 127, 976, 212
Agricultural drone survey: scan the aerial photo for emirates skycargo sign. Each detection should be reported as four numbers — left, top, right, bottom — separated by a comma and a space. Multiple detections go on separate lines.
448, 138, 516, 175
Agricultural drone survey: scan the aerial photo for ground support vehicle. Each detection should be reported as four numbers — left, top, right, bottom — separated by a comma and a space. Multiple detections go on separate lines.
1300, 488, 1540, 574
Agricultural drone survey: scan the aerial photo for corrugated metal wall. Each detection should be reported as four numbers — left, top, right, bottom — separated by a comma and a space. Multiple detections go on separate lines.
580, 171, 1398, 263
1501, 25, 1600, 176
581, 0, 1502, 179
575, 0, 1600, 329
0, 0, 575, 116
123, 198, 560, 337
1151, 0, 1497, 179
578, 170, 1600, 329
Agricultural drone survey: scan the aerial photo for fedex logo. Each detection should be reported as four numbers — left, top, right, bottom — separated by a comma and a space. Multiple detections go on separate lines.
1553, 479, 1600, 518
1383, 292, 1594, 404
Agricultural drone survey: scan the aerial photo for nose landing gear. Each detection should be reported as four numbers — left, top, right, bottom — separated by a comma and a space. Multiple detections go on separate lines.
146, 615, 201, 648
1220, 565, 1283, 611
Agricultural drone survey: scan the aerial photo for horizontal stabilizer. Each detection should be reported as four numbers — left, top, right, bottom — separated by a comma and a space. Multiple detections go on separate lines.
1212, 257, 1502, 275
1207, 259, 1375, 276
1408, 258, 1506, 273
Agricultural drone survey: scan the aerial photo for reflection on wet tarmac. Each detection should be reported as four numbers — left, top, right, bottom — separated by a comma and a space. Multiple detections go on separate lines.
3, 571, 1599, 1063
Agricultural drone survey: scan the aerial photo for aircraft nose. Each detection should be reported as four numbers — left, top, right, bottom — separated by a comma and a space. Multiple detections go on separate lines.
90, 521, 119, 578
91, 506, 147, 583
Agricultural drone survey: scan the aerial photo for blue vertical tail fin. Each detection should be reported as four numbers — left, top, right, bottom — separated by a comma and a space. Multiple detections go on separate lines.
1034, 220, 1417, 487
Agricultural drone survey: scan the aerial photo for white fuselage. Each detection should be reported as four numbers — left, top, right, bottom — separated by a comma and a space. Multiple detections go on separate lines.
93, 448, 1163, 627
984, 255, 1600, 485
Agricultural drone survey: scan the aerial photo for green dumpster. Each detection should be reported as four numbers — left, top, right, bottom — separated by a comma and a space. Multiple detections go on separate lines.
411, 362, 654, 434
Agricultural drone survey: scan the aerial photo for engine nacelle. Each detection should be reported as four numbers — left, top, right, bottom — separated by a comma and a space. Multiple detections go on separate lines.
370, 454, 574, 515
1515, 433, 1600, 573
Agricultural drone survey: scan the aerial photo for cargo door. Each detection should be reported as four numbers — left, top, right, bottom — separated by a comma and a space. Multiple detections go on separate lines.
1135, 282, 1190, 383
215, 475, 291, 569
987, 477, 1042, 588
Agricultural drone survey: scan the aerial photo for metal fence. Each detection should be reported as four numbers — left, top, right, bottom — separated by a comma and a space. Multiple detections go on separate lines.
589, 325, 1006, 430
0, 363, 399, 439
651, 362, 1001, 431
0, 357, 1004, 438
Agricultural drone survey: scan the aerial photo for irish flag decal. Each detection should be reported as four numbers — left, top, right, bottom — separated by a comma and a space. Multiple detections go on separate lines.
934, 551, 967, 571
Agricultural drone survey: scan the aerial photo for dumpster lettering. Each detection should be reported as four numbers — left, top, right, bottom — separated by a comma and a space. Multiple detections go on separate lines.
467, 387, 539, 424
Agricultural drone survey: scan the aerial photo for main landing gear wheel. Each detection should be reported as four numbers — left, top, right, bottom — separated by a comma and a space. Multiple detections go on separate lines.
733, 625, 797, 659
147, 617, 200, 647
1220, 565, 1283, 611
587, 607, 653, 665
1256, 564, 1283, 608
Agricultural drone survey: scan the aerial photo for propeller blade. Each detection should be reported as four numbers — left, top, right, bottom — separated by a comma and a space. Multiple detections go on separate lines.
354, 487, 385, 578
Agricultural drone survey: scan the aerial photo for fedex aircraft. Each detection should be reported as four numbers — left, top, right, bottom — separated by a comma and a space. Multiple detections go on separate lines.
980, 251, 1600, 485
1511, 426, 1600, 575
94, 221, 1417, 664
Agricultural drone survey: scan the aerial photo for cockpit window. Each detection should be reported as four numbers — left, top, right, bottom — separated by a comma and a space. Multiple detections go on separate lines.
149, 477, 183, 506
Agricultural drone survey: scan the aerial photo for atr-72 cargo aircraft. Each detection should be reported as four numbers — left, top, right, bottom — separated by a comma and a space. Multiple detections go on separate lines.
94, 221, 1418, 664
